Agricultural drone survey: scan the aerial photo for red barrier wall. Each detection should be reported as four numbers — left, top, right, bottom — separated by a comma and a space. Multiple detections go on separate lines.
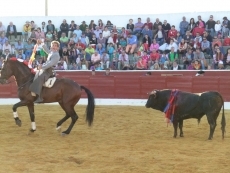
1, 71, 230, 101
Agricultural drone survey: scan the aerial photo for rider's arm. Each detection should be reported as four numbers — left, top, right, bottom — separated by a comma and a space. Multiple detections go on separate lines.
41, 53, 60, 70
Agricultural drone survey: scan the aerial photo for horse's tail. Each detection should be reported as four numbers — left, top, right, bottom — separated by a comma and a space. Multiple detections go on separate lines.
81, 85, 95, 126
221, 101, 226, 139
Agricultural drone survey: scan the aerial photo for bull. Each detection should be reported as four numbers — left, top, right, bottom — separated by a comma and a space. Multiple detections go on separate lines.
145, 89, 226, 140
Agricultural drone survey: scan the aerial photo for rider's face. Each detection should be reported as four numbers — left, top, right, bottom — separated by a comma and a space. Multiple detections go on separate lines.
51, 43, 59, 51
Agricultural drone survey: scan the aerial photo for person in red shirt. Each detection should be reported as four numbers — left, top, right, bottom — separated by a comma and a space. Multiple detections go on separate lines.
141, 51, 149, 69
168, 25, 178, 39
149, 48, 160, 68
223, 36, 230, 46
75, 39, 86, 51
142, 17, 153, 30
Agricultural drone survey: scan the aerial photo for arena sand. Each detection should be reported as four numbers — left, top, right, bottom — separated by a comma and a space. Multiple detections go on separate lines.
0, 105, 229, 173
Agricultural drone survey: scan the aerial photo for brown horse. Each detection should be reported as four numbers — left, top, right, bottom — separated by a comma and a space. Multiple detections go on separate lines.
0, 58, 95, 135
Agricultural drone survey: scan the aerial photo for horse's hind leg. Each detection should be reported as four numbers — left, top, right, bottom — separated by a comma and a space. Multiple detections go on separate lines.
61, 106, 78, 136
56, 102, 71, 131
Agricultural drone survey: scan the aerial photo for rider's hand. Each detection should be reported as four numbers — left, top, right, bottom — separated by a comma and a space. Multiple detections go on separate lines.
37, 39, 42, 45
38, 64, 42, 70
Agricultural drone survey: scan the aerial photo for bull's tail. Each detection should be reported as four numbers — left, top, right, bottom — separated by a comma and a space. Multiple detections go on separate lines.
221, 103, 226, 139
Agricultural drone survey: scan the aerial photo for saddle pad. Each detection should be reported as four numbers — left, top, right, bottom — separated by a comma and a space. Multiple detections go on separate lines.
43, 77, 56, 88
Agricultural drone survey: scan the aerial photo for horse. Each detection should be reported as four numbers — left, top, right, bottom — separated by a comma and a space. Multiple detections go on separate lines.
0, 58, 95, 136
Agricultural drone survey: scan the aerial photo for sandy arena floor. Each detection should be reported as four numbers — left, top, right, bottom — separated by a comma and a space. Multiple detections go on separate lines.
0, 105, 229, 173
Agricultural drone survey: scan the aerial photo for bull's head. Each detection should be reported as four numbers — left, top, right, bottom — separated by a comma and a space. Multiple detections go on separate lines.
145, 90, 159, 108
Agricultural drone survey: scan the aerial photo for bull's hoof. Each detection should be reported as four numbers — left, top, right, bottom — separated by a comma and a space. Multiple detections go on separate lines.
208, 137, 212, 140
173, 135, 177, 138
15, 118, 22, 127
180, 134, 184, 137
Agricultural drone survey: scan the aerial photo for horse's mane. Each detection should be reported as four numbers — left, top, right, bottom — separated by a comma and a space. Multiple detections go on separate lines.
9, 58, 35, 75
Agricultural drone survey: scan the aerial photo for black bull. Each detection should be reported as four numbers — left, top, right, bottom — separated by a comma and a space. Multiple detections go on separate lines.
145, 89, 226, 140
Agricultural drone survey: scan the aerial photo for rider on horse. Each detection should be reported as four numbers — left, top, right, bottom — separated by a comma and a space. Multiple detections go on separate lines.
29, 39, 60, 103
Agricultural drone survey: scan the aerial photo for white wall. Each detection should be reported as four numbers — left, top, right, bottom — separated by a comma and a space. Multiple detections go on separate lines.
0, 11, 230, 32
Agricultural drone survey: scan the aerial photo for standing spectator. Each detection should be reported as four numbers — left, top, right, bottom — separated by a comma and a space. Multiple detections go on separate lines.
98, 19, 104, 30
196, 16, 206, 28
206, 15, 216, 37
6, 22, 17, 39
0, 22, 6, 34
152, 18, 162, 37
68, 20, 77, 39
179, 16, 189, 37
89, 20, 97, 31
222, 17, 230, 38
46, 20, 55, 34
79, 21, 88, 32
215, 20, 222, 38
41, 22, 47, 33
22, 21, 31, 42
30, 21, 37, 31
162, 20, 171, 37
133, 18, 144, 36
59, 19, 69, 38
126, 19, 134, 32
187, 18, 196, 33
94, 26, 102, 39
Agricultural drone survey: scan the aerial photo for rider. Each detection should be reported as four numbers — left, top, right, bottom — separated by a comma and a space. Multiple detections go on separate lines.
29, 39, 60, 103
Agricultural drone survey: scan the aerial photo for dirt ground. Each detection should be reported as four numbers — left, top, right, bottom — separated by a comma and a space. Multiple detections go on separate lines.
0, 105, 229, 173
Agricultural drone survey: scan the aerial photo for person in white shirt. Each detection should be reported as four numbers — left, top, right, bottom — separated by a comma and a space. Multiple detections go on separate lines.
215, 20, 222, 37
102, 26, 111, 47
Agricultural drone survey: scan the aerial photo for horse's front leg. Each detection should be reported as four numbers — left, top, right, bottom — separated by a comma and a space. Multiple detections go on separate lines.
27, 103, 36, 133
12, 101, 28, 127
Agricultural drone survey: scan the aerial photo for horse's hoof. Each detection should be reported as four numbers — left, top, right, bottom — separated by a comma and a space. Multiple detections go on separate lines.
15, 118, 22, 127
56, 126, 61, 132
61, 132, 68, 136
180, 134, 184, 137
27, 129, 36, 135
173, 135, 177, 138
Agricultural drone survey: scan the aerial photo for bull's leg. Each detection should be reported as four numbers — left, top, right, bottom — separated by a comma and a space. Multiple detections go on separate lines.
179, 120, 184, 137
173, 120, 178, 138
207, 114, 217, 140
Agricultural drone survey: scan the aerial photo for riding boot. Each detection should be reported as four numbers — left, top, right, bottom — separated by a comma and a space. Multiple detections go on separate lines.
34, 95, 43, 103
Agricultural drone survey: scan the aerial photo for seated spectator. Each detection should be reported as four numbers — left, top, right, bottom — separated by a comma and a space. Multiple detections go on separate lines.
162, 20, 171, 36
193, 48, 205, 60
193, 60, 201, 70
212, 37, 222, 49
24, 39, 34, 57
136, 57, 146, 70
224, 48, 230, 66
110, 50, 119, 70
2, 40, 11, 52
89, 34, 97, 48
141, 51, 149, 69
73, 25, 82, 38
68, 47, 77, 65
154, 25, 165, 46
35, 27, 45, 40
91, 50, 101, 68
11, 44, 16, 55
129, 52, 139, 67
160, 39, 178, 53
119, 37, 127, 49
97, 33, 106, 48
120, 27, 129, 39
45, 30, 53, 47
2, 49, 11, 59
0, 33, 8, 45
16, 49, 26, 60
62, 47, 69, 64
193, 38, 201, 49
69, 62, 79, 70
29, 29, 37, 42
192, 24, 205, 37
152, 62, 161, 70
76, 39, 86, 51
126, 19, 134, 32
126, 33, 137, 54
201, 37, 211, 55
22, 21, 32, 42
59, 33, 69, 49
203, 31, 212, 43
174, 32, 182, 45
213, 48, 224, 69
149, 48, 160, 67
100, 51, 110, 69
46, 20, 55, 34
141, 25, 153, 40
223, 36, 230, 46
178, 38, 187, 57
80, 49, 91, 69
70, 33, 78, 44
107, 43, 115, 56
0, 22, 6, 35
94, 26, 102, 39
107, 33, 117, 49
215, 20, 222, 37
168, 25, 177, 39
159, 51, 169, 69
96, 44, 105, 56
142, 34, 151, 51
30, 21, 38, 31
68, 20, 77, 39
118, 50, 129, 70
183, 31, 192, 43
80, 33, 89, 46
168, 47, 178, 66
85, 44, 95, 55
171, 60, 181, 70
183, 49, 194, 69
6, 22, 17, 39
150, 39, 159, 52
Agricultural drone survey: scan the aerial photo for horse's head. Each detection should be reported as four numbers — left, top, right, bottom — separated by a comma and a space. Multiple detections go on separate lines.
0, 59, 13, 80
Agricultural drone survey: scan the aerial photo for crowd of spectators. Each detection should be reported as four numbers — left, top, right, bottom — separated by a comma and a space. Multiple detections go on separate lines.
1, 15, 230, 71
